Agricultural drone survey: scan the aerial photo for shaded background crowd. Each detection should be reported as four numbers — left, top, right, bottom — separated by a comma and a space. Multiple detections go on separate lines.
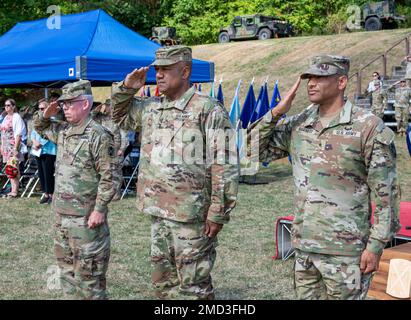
0, 93, 139, 201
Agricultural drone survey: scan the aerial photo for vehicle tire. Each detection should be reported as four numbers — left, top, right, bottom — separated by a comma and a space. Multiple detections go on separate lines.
365, 17, 382, 31
258, 28, 272, 40
151, 38, 161, 45
218, 32, 230, 43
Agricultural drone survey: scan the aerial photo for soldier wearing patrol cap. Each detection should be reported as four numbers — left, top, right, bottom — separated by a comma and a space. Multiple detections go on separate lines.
370, 79, 387, 119
386, 78, 411, 136
111, 45, 239, 299
249, 54, 400, 299
33, 80, 116, 299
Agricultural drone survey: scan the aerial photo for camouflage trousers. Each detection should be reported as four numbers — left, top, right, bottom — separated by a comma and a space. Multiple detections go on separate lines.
54, 214, 110, 300
395, 106, 409, 133
150, 216, 217, 300
294, 249, 374, 300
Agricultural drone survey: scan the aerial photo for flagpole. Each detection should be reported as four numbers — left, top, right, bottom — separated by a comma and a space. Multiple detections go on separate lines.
233, 79, 242, 131
235, 79, 241, 95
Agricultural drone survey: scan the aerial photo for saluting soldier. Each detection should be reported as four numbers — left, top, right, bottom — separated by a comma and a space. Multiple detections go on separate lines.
34, 80, 116, 299
111, 46, 239, 299
249, 55, 400, 300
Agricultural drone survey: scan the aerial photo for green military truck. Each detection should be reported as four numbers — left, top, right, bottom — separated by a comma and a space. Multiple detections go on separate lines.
150, 27, 181, 46
218, 14, 294, 43
362, 0, 405, 31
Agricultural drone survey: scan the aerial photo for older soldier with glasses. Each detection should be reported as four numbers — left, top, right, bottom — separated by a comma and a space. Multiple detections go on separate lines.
33, 80, 116, 299
250, 55, 400, 300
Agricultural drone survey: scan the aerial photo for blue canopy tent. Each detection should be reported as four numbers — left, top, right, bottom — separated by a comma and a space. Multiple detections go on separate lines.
0, 9, 214, 88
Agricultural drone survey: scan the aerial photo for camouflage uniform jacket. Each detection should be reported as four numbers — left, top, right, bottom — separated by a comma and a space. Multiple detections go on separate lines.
389, 86, 411, 108
111, 82, 239, 224
92, 111, 128, 153
371, 88, 386, 110
395, 87, 411, 108
33, 113, 116, 216
251, 100, 400, 256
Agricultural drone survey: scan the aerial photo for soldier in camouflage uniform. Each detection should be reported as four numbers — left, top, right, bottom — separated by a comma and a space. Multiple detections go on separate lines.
249, 55, 400, 300
33, 80, 116, 299
370, 79, 386, 119
111, 46, 239, 299
92, 99, 128, 200
387, 79, 411, 136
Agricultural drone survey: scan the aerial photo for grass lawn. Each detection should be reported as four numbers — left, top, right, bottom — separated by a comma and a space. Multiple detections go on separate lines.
0, 136, 409, 300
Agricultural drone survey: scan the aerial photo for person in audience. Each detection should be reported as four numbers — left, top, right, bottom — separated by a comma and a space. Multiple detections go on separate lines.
31, 101, 57, 204
0, 98, 27, 198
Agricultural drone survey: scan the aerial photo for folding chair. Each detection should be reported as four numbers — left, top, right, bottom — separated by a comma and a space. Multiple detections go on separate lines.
119, 146, 140, 199
19, 155, 40, 197
121, 160, 140, 200
273, 216, 295, 261
20, 169, 39, 198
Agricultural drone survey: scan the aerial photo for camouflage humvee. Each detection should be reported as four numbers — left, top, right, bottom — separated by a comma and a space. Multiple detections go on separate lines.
218, 14, 293, 43
362, 0, 405, 31
150, 27, 181, 46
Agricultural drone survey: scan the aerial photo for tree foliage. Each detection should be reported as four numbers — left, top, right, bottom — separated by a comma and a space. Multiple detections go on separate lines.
0, 0, 410, 44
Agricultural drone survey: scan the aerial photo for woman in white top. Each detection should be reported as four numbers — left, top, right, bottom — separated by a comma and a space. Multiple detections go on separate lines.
0, 99, 27, 198
367, 72, 383, 93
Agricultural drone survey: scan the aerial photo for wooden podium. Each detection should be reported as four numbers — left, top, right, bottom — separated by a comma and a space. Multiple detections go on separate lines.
368, 242, 411, 300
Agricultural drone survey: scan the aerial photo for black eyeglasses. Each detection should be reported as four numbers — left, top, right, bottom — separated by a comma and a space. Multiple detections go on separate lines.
59, 98, 85, 108
4, 104, 12, 107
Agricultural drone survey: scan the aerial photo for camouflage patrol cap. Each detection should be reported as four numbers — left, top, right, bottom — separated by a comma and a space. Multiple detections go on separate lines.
151, 45, 192, 66
301, 55, 350, 79
58, 80, 92, 101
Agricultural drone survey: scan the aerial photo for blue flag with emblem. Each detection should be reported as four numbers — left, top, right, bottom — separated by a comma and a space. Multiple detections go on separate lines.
270, 80, 281, 109
217, 82, 224, 106
250, 82, 269, 124
239, 82, 256, 129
